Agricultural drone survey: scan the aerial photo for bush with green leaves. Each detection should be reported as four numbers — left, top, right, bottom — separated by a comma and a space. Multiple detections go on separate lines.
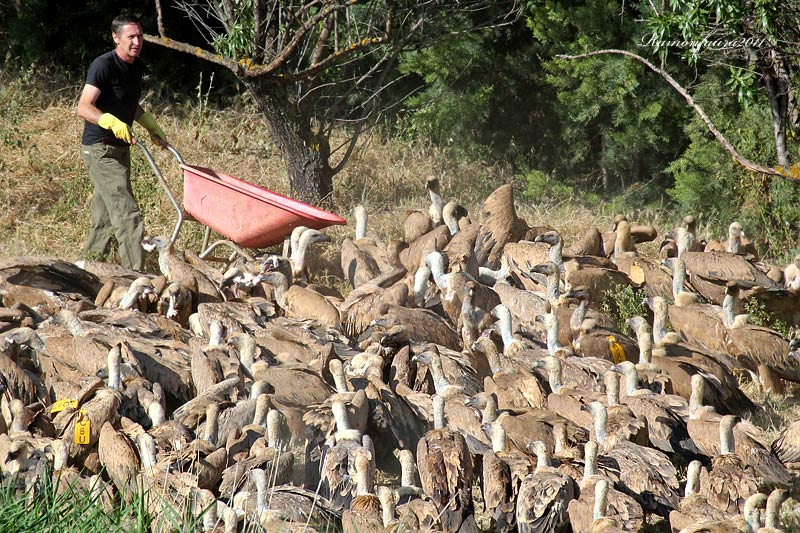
601, 281, 649, 335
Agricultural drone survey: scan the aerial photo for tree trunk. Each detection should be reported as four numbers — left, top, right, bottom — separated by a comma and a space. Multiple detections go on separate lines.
764, 66, 790, 167
242, 78, 334, 206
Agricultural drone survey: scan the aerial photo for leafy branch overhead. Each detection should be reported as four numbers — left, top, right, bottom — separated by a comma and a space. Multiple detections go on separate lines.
149, 0, 519, 81
146, 0, 520, 204
558, 49, 800, 182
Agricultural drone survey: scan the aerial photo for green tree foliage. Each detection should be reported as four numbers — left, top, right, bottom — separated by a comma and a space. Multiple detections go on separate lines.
397, 23, 561, 168
667, 73, 800, 259
645, 0, 800, 166
399, 0, 691, 198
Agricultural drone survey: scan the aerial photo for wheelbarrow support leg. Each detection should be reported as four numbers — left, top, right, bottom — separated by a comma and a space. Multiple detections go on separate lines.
134, 141, 184, 245
200, 240, 255, 263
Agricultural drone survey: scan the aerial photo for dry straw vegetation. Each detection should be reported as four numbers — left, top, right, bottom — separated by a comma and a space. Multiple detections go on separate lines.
2, 67, 800, 531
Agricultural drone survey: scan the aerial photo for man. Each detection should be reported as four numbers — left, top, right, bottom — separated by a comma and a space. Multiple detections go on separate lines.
76, 13, 166, 271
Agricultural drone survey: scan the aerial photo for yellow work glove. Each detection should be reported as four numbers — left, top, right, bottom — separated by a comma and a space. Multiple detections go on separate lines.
97, 113, 132, 144
137, 112, 167, 144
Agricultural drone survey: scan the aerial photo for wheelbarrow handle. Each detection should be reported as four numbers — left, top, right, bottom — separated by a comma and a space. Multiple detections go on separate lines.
132, 138, 184, 245
132, 137, 185, 165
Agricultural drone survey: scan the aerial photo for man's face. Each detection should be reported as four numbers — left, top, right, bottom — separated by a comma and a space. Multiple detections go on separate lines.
113, 23, 143, 63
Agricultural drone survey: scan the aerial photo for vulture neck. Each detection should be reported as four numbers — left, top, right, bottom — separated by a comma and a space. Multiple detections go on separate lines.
534, 445, 552, 470
745, 496, 765, 533
262, 272, 289, 308
208, 320, 224, 346
614, 222, 632, 259
433, 395, 446, 430
672, 257, 686, 300
354, 206, 368, 240
591, 404, 609, 445
548, 238, 564, 270
9, 400, 26, 433
592, 480, 610, 521
605, 372, 621, 406
553, 425, 569, 455
204, 403, 219, 445
428, 187, 445, 226
491, 422, 507, 454
621, 364, 639, 396
494, 306, 516, 354
53, 439, 68, 471
377, 486, 396, 527
412, 265, 431, 307
252, 394, 269, 428
546, 358, 564, 393
727, 228, 741, 254
107, 345, 122, 391
637, 333, 653, 365
137, 433, 157, 470
582, 441, 599, 484
443, 203, 460, 236
685, 460, 701, 497
148, 403, 166, 427
719, 417, 736, 455
330, 360, 349, 394
545, 270, 561, 304
426, 252, 449, 294
544, 315, 561, 355
232, 334, 257, 374
764, 490, 788, 530
398, 450, 417, 488
482, 394, 499, 424
676, 227, 693, 256
251, 469, 268, 514
267, 410, 282, 449
688, 375, 705, 418
484, 341, 503, 375
332, 400, 353, 434
288, 226, 308, 262
722, 291, 737, 328
427, 353, 452, 396
651, 297, 668, 345
570, 301, 587, 334
354, 454, 373, 496
119, 280, 145, 309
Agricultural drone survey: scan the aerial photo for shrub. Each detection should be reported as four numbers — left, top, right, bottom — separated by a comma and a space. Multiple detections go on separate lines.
601, 281, 648, 335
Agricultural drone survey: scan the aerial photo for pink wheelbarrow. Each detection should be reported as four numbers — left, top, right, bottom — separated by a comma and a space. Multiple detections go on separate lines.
136, 141, 345, 262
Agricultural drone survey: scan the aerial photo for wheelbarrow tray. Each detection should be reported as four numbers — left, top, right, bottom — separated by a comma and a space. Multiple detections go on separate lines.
181, 164, 345, 248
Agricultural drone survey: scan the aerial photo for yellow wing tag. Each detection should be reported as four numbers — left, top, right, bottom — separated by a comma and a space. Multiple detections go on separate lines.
50, 399, 79, 414
74, 410, 91, 445
629, 261, 645, 284
607, 335, 627, 365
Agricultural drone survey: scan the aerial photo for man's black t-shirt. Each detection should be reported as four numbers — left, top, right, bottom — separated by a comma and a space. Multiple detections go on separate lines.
81, 50, 143, 146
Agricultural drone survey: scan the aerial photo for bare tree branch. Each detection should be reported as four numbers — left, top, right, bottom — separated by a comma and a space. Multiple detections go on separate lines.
143, 34, 247, 76
557, 49, 800, 180
154, 0, 166, 38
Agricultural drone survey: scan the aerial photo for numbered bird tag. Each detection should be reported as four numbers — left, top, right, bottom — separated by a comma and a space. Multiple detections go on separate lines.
50, 399, 79, 414
74, 410, 91, 445
607, 335, 627, 365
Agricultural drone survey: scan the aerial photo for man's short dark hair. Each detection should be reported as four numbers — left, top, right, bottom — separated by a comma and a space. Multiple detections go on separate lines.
112, 14, 142, 35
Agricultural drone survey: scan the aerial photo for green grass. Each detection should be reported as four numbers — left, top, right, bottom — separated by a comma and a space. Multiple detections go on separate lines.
0, 472, 216, 533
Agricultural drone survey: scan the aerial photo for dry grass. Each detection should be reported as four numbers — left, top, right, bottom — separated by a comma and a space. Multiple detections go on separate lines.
0, 67, 623, 274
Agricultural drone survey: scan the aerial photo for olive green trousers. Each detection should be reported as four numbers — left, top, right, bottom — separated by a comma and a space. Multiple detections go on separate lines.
80, 143, 144, 270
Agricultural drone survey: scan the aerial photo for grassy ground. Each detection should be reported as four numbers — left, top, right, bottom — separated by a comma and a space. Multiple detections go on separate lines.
2, 66, 800, 531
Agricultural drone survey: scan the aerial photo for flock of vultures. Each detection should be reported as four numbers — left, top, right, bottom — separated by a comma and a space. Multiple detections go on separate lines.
0, 179, 799, 532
